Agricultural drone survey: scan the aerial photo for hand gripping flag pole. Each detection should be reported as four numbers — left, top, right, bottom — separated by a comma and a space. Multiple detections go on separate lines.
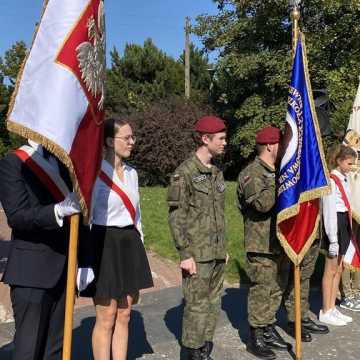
277, 3, 330, 359
6, 1, 106, 358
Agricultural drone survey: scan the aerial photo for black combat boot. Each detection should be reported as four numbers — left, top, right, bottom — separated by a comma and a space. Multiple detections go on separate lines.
200, 341, 214, 359
263, 324, 291, 350
287, 321, 312, 342
302, 317, 329, 334
186, 347, 203, 360
247, 327, 276, 360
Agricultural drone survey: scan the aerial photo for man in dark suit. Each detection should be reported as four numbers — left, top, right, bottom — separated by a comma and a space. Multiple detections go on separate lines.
0, 141, 90, 360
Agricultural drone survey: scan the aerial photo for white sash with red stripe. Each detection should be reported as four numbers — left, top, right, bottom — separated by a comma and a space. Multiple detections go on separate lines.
14, 145, 70, 201
99, 160, 139, 227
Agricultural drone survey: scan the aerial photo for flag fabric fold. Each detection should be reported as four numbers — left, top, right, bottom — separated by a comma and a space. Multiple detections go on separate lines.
343, 83, 360, 269
7, 0, 106, 222
276, 33, 330, 265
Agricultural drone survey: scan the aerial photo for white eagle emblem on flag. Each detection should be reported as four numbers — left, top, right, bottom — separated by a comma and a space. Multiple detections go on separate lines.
76, 0, 106, 110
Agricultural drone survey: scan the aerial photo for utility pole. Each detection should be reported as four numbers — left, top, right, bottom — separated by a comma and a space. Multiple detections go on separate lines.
184, 16, 191, 99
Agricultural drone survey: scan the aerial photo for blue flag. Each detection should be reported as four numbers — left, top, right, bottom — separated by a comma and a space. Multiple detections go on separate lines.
276, 33, 330, 265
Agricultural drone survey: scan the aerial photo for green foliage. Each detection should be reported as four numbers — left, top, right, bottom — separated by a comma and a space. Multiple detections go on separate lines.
0, 41, 27, 86
195, 0, 360, 162
106, 39, 183, 112
127, 96, 213, 185
106, 39, 211, 112
0, 41, 27, 155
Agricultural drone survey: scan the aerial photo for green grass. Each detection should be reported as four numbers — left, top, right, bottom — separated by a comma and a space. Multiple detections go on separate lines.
140, 182, 246, 283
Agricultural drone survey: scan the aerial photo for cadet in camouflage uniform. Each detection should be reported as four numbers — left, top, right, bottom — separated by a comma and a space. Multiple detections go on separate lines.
237, 127, 288, 360
167, 116, 227, 360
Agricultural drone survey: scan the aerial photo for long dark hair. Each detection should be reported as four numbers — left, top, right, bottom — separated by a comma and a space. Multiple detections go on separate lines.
104, 117, 129, 148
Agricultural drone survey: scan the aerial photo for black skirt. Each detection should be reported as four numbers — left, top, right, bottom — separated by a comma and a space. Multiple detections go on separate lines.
322, 212, 351, 256
86, 225, 153, 299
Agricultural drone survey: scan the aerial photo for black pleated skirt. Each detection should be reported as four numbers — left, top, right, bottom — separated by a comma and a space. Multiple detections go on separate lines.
322, 212, 351, 256
86, 224, 153, 299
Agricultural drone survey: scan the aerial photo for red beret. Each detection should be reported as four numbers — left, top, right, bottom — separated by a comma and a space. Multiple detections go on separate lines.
256, 126, 281, 144
195, 116, 226, 134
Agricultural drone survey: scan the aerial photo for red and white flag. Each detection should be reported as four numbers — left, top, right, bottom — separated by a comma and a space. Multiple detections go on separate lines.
343, 83, 360, 269
7, 0, 106, 222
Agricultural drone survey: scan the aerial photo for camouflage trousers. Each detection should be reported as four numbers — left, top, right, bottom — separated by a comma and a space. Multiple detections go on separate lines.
284, 240, 320, 321
341, 267, 360, 298
182, 260, 225, 349
246, 253, 284, 328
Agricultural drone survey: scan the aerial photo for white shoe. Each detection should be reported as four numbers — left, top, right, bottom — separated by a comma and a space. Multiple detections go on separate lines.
319, 309, 347, 326
332, 307, 353, 323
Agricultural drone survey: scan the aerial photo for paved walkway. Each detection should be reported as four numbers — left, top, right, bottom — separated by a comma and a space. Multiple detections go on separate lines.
1, 286, 360, 359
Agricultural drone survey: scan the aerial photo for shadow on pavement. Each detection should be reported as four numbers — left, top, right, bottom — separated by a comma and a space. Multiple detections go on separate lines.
72, 310, 153, 359
164, 299, 184, 343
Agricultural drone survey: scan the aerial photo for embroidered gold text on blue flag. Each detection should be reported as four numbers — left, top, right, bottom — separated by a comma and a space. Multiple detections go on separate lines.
276, 33, 330, 265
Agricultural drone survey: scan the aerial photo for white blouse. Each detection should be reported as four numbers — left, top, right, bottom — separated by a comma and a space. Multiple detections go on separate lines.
91, 160, 144, 241
322, 169, 351, 244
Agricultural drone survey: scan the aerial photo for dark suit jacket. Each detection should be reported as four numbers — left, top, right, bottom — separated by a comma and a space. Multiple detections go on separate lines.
0, 151, 92, 289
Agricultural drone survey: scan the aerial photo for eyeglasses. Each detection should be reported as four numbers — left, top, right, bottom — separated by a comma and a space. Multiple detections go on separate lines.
113, 135, 137, 143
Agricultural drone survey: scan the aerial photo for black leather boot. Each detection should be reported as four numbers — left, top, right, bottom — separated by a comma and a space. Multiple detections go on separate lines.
263, 324, 291, 351
302, 317, 329, 334
201, 341, 214, 360
247, 327, 277, 359
187, 347, 203, 360
287, 321, 312, 342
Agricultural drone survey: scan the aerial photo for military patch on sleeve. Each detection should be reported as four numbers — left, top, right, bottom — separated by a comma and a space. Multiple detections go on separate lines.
192, 174, 207, 183
264, 172, 276, 178
217, 182, 225, 193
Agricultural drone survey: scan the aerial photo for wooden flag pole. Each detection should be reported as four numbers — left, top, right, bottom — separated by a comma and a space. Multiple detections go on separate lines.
294, 264, 302, 360
290, 3, 302, 359
62, 214, 80, 360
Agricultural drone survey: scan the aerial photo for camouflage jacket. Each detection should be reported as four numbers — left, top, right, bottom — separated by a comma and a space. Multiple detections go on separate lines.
237, 156, 281, 255
167, 154, 226, 261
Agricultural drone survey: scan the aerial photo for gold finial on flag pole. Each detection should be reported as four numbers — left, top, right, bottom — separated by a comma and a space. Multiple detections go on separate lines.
290, 0, 301, 55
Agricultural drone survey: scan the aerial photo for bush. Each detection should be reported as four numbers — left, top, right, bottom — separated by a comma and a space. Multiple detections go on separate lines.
128, 97, 214, 186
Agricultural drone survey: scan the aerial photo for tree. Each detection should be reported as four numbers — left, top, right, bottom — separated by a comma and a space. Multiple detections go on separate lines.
0, 41, 27, 87
106, 39, 184, 113
127, 97, 213, 185
106, 39, 213, 113
195, 0, 360, 162
0, 41, 27, 155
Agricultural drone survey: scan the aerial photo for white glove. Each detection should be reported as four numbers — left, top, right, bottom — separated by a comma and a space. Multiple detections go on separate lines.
77, 267, 95, 292
54, 192, 81, 219
328, 242, 339, 258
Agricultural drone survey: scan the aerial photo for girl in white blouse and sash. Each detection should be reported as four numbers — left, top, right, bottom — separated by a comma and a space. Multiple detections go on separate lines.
90, 117, 153, 360
320, 145, 357, 326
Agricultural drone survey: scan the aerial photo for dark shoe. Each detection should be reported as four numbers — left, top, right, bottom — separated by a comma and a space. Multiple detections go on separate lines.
182, 347, 203, 360
263, 325, 291, 351
247, 327, 277, 359
287, 322, 312, 342
201, 341, 214, 360
302, 317, 329, 334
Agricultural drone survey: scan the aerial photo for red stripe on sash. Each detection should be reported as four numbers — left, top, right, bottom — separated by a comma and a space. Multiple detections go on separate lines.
99, 170, 136, 223
330, 174, 352, 226
14, 149, 65, 202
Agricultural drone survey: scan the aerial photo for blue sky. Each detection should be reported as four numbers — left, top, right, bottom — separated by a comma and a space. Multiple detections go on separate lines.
0, 0, 219, 64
